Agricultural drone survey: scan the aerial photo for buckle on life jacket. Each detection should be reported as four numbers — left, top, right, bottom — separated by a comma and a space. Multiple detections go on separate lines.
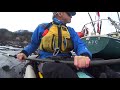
53, 48, 60, 56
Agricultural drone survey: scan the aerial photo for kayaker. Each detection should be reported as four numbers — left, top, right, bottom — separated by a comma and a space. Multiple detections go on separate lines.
17, 12, 92, 78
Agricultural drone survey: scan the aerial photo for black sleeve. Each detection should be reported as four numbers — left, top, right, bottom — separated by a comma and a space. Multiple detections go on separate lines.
80, 53, 92, 60
20, 50, 29, 57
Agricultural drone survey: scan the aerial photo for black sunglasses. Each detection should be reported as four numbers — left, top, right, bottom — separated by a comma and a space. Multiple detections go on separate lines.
66, 12, 72, 17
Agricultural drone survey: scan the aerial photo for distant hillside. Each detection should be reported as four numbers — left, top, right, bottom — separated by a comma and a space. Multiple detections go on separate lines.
15, 30, 31, 34
14, 29, 33, 42
0, 28, 13, 41
0, 28, 33, 47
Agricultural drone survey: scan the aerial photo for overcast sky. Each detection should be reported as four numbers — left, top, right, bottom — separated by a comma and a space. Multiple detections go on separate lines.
0, 12, 119, 35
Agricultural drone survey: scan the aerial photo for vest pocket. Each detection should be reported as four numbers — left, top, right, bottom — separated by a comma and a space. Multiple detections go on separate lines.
40, 34, 54, 52
62, 37, 73, 52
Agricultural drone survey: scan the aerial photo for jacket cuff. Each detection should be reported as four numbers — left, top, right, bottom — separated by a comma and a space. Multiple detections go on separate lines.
20, 50, 29, 57
80, 53, 92, 60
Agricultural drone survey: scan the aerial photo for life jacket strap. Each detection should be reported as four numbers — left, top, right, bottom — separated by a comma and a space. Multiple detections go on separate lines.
58, 25, 62, 51
53, 48, 60, 56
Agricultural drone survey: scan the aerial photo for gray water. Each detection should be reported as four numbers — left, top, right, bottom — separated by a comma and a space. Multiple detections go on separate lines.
0, 46, 28, 78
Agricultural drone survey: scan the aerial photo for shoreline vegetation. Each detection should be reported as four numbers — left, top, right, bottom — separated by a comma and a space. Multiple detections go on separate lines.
0, 28, 33, 48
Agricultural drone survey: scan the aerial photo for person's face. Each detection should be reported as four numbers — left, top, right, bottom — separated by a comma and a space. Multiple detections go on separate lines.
60, 12, 72, 24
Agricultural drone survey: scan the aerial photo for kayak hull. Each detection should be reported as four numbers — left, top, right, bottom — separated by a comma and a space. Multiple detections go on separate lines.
24, 65, 36, 78
82, 36, 120, 59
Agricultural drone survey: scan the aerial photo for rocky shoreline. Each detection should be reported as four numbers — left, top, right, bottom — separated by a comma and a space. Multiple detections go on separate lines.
0, 41, 27, 48
0, 28, 33, 48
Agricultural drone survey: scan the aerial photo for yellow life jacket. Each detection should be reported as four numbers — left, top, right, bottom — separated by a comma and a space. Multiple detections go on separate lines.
39, 23, 73, 53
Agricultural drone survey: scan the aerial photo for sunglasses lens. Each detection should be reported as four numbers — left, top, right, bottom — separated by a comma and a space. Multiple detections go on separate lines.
66, 13, 71, 17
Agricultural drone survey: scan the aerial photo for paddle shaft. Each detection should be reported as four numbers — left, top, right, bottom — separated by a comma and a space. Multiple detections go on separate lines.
90, 59, 120, 66
9, 54, 120, 66
9, 54, 74, 63
26, 58, 120, 66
